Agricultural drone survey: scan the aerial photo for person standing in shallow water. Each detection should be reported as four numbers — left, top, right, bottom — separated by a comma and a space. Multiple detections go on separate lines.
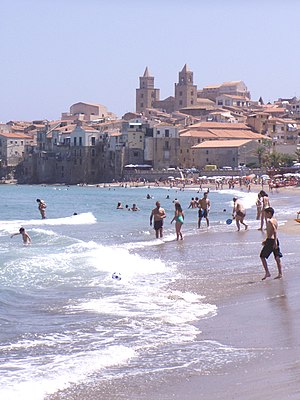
171, 202, 184, 240
260, 207, 283, 280
36, 199, 46, 219
198, 192, 210, 228
150, 201, 166, 238
232, 197, 248, 231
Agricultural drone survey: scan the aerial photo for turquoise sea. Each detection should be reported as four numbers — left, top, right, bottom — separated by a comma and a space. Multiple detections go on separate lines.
0, 184, 298, 399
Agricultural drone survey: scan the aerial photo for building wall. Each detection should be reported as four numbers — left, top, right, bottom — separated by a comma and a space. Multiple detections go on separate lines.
0, 135, 28, 166
174, 68, 197, 111
70, 103, 108, 121
152, 125, 180, 169
192, 141, 259, 169
136, 88, 160, 113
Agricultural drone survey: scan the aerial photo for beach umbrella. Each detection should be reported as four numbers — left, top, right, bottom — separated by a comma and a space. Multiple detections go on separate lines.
168, 176, 175, 180
260, 174, 270, 179
245, 174, 255, 179
273, 174, 283, 178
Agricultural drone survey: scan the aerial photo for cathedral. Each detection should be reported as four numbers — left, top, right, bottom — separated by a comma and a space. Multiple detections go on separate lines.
136, 64, 197, 114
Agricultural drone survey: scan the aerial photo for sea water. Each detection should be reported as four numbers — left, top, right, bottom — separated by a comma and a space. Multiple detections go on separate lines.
0, 184, 298, 399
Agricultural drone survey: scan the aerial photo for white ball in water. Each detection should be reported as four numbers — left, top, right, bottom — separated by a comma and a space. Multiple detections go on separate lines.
112, 272, 122, 281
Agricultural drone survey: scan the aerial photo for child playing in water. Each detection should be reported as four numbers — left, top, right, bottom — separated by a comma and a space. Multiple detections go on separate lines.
11, 227, 32, 245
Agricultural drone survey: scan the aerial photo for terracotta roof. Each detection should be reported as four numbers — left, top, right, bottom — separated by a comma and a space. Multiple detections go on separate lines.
189, 122, 251, 130
109, 131, 122, 137
208, 129, 263, 139
221, 81, 243, 87
192, 139, 252, 149
203, 84, 221, 90
262, 107, 286, 113
180, 130, 216, 138
0, 132, 31, 139
217, 94, 250, 101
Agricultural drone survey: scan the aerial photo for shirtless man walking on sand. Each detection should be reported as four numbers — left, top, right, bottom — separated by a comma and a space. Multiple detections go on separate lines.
198, 192, 210, 228
260, 207, 283, 280
150, 201, 166, 238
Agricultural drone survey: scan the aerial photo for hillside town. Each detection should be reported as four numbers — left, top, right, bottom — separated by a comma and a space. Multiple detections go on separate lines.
1, 64, 300, 184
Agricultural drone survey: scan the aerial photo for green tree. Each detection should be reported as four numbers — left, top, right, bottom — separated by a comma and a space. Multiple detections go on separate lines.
255, 145, 267, 167
294, 149, 300, 163
263, 151, 282, 168
280, 153, 295, 167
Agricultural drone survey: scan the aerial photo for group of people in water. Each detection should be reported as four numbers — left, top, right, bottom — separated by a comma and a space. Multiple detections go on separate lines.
149, 189, 283, 281
11, 189, 283, 281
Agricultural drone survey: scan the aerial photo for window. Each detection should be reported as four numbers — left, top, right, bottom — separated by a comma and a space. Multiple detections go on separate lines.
157, 130, 160, 135
217, 101, 223, 106
179, 91, 182, 96
74, 137, 77, 146
206, 150, 209, 154
165, 129, 169, 137
191, 91, 194, 96
79, 137, 82, 146
91, 137, 96, 145
91, 149, 95, 157
179, 100, 182, 106
133, 151, 138, 157
140, 103, 144, 108
164, 142, 169, 150
141, 93, 144, 98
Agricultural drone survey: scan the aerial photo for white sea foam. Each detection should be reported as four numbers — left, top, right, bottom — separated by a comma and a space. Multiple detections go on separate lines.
0, 212, 97, 234
0, 345, 135, 400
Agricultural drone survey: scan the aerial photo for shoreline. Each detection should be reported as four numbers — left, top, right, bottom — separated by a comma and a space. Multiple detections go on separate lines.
23, 184, 300, 400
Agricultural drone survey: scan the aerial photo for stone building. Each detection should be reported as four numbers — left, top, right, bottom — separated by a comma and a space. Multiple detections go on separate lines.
174, 64, 198, 111
62, 102, 117, 122
151, 124, 181, 169
136, 67, 160, 114
198, 81, 250, 102
191, 139, 260, 169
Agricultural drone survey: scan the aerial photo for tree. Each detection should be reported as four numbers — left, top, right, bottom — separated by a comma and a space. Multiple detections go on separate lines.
263, 151, 282, 168
280, 153, 295, 167
255, 145, 267, 167
294, 149, 300, 163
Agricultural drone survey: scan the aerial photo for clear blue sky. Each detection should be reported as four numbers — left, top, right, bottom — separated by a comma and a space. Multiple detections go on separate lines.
1, 0, 300, 122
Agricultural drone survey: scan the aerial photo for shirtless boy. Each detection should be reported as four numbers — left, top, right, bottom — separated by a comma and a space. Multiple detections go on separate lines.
232, 197, 248, 231
150, 201, 166, 238
260, 207, 282, 280
11, 227, 32, 245
198, 192, 210, 228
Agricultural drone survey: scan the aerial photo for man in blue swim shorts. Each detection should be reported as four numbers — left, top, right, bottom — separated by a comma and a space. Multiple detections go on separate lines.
198, 192, 210, 228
